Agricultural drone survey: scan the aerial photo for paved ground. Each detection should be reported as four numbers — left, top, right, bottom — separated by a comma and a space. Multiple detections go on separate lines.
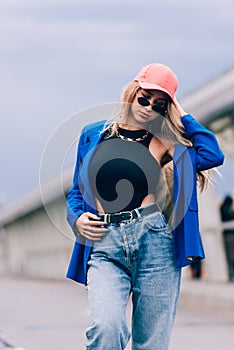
1, 276, 234, 350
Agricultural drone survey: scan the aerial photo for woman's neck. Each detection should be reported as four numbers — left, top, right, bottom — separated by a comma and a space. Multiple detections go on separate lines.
118, 123, 142, 131
119, 120, 149, 131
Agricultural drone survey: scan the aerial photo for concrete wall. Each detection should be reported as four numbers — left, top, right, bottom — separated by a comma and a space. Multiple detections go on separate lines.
199, 187, 229, 282
0, 227, 9, 275
0, 198, 74, 280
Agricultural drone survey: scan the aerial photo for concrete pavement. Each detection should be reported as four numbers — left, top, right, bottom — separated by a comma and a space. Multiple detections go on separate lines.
1, 276, 234, 350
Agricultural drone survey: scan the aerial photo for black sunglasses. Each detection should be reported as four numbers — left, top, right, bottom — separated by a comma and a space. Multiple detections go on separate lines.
137, 96, 168, 116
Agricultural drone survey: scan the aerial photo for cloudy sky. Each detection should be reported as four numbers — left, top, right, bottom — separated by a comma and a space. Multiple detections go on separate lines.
1, 0, 234, 204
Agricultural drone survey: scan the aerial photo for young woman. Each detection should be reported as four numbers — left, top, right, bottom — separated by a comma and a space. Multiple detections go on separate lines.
66, 63, 224, 350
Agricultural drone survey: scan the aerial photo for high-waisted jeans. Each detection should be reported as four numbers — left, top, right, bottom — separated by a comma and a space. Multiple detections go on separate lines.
85, 205, 181, 350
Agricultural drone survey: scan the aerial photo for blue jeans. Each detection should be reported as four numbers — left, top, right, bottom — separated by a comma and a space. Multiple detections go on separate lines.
86, 205, 181, 350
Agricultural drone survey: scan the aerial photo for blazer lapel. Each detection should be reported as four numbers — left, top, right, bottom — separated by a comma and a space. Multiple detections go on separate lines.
79, 125, 105, 210
173, 143, 187, 163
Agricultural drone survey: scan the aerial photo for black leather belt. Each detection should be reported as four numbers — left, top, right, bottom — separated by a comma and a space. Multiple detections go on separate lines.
98, 202, 160, 224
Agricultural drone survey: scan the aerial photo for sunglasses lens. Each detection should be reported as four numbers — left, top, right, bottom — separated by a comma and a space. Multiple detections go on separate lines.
152, 106, 167, 116
137, 97, 150, 107
137, 95, 167, 116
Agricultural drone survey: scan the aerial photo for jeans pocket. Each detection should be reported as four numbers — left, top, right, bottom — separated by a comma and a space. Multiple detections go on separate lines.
144, 211, 168, 232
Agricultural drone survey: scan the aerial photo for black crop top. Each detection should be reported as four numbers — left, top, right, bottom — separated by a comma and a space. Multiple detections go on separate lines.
89, 127, 168, 213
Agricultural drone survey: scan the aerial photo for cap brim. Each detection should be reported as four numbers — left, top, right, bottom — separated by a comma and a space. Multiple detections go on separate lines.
137, 81, 175, 102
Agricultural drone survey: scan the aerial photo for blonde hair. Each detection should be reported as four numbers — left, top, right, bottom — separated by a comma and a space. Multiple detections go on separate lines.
103, 81, 212, 191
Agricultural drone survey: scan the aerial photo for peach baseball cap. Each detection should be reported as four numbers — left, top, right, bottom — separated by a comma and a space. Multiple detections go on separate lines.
134, 63, 178, 102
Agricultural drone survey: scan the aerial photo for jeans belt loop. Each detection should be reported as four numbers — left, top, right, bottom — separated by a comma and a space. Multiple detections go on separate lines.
104, 213, 110, 224
133, 208, 141, 219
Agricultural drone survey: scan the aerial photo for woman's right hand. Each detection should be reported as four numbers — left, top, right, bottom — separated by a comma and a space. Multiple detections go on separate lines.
74, 212, 109, 241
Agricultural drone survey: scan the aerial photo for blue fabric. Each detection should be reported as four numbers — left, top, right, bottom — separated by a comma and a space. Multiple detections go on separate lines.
85, 209, 181, 349
66, 115, 224, 285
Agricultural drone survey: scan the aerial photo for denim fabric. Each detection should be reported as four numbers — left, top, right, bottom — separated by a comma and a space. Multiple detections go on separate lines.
86, 205, 181, 350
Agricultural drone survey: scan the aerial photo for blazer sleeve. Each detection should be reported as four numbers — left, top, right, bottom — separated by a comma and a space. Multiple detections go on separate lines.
66, 127, 87, 232
181, 114, 225, 171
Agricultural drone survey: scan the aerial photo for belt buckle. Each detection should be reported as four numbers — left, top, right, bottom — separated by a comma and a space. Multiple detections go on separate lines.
120, 211, 133, 222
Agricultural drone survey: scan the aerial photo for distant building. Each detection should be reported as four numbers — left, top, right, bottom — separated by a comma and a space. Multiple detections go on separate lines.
181, 66, 234, 281
0, 67, 234, 282
0, 172, 73, 279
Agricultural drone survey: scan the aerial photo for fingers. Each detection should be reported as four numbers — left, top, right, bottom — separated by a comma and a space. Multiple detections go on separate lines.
81, 230, 107, 241
88, 212, 101, 221
172, 96, 187, 117
80, 225, 109, 241
173, 96, 178, 104
75, 212, 109, 241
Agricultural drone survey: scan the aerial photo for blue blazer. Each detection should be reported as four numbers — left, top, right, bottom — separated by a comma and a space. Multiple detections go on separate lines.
66, 114, 224, 284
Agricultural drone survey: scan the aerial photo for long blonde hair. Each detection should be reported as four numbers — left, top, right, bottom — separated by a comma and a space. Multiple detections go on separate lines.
103, 81, 212, 191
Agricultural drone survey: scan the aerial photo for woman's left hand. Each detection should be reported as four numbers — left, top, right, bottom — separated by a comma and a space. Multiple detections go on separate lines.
173, 97, 188, 118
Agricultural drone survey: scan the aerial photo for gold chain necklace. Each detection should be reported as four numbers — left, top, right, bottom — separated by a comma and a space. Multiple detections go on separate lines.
116, 128, 149, 142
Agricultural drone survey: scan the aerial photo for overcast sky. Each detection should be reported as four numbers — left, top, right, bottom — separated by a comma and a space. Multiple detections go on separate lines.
1, 0, 234, 204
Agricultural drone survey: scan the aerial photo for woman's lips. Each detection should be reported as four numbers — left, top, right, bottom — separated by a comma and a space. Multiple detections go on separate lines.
139, 111, 151, 119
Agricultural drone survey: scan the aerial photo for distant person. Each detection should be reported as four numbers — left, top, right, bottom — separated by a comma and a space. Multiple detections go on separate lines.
220, 195, 234, 222
189, 259, 203, 279
66, 63, 224, 349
